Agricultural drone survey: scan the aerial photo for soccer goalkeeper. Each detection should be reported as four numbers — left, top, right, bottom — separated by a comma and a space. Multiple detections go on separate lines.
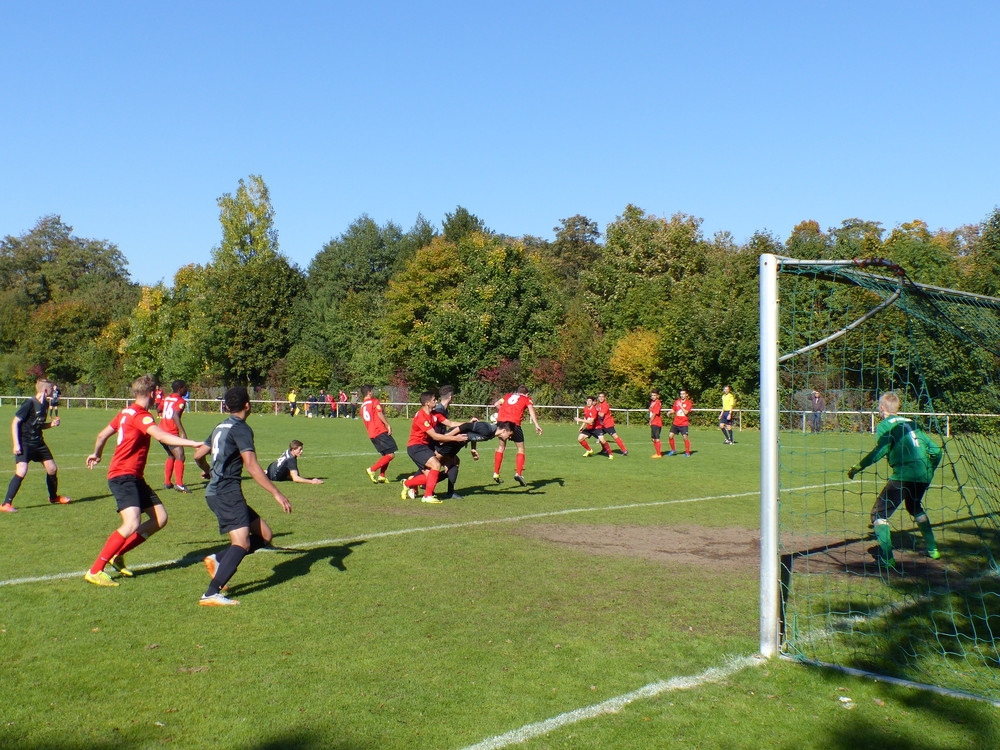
847, 391, 942, 568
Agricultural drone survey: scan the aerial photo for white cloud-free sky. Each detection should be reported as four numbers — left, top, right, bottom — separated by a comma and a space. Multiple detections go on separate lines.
3, 1, 998, 286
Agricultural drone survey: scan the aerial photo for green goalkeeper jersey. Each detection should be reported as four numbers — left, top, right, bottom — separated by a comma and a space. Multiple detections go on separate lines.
857, 415, 942, 483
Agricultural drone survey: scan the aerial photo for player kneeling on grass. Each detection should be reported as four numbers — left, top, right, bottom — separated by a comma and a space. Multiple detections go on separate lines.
847, 391, 942, 568
193, 387, 292, 606
84, 375, 205, 587
266, 440, 323, 485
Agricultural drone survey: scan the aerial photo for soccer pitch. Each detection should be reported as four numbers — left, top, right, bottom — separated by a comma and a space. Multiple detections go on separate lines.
1, 409, 996, 749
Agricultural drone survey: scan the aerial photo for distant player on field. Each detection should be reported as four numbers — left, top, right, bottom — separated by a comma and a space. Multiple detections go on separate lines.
574, 395, 611, 459
361, 385, 397, 483
266, 440, 323, 484
193, 387, 292, 606
649, 389, 664, 458
160, 379, 191, 493
1, 377, 69, 513
596, 392, 628, 456
491, 386, 543, 486
719, 385, 736, 445
666, 389, 694, 457
847, 391, 942, 568
83, 375, 204, 586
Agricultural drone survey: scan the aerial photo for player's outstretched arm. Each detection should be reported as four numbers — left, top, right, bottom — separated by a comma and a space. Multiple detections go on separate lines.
289, 469, 323, 485
87, 424, 117, 468
147, 425, 202, 450
528, 404, 543, 435
242, 449, 291, 512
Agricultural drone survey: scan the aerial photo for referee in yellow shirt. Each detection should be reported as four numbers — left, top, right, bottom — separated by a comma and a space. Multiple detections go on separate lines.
719, 386, 736, 444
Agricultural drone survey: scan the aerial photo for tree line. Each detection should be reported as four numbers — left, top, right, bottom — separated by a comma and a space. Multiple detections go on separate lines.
3, 174, 998, 410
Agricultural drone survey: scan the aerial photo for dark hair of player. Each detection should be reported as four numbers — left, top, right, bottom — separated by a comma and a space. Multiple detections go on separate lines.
361, 385, 374, 397
171, 379, 187, 394
496, 420, 516, 432
439, 384, 455, 400
419, 391, 436, 406
224, 386, 250, 413
289, 440, 304, 450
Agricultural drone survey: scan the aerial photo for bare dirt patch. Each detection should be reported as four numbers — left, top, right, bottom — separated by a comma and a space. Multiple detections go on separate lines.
516, 524, 760, 574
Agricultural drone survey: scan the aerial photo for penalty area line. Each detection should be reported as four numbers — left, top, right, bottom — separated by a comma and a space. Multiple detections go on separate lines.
458, 654, 762, 750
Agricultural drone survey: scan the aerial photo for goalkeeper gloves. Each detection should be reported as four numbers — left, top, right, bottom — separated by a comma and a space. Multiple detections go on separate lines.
847, 465, 861, 480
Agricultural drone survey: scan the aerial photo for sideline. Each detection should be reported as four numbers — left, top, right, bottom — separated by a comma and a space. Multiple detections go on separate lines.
458, 655, 762, 750
0, 483, 841, 588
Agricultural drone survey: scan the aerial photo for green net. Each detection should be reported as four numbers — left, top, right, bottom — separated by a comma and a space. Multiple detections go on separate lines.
776, 258, 1000, 702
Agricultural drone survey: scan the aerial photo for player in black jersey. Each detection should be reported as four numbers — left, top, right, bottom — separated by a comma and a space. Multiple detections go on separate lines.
2, 378, 69, 513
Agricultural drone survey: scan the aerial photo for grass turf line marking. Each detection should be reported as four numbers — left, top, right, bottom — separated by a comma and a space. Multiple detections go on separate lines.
0, 483, 834, 588
458, 655, 762, 750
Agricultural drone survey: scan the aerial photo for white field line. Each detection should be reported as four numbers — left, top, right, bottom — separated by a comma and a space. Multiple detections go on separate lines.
458, 655, 762, 750
0, 482, 839, 588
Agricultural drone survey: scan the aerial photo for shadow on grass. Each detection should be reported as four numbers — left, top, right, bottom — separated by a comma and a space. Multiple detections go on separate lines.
229, 540, 366, 596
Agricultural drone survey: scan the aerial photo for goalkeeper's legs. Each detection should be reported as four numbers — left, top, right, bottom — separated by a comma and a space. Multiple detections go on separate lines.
914, 513, 940, 558
873, 518, 894, 561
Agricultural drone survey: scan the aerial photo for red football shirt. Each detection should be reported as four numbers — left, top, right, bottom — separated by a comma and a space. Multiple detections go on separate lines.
649, 399, 663, 427
597, 401, 615, 429
160, 393, 186, 435
408, 408, 436, 447
107, 404, 158, 479
582, 404, 598, 428
362, 397, 388, 439
497, 393, 533, 425
671, 398, 693, 427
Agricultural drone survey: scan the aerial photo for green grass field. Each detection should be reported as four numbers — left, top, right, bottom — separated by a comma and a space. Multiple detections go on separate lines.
1, 407, 997, 749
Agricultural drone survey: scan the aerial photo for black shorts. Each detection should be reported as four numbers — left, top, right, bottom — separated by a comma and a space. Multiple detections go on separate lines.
602, 426, 618, 437
650, 425, 662, 440
407, 444, 437, 471
16, 442, 52, 465
206, 490, 261, 534
669, 424, 689, 436
580, 428, 603, 440
719, 411, 733, 426
109, 475, 161, 513
435, 438, 463, 457
506, 424, 525, 443
371, 433, 398, 455
871, 480, 930, 523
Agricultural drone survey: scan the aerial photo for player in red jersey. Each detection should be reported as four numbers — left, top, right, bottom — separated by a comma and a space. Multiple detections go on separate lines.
159, 380, 190, 492
596, 392, 628, 456
574, 395, 611, 459
400, 391, 467, 503
83, 375, 203, 586
361, 384, 397, 483
153, 386, 164, 416
666, 389, 694, 457
491, 385, 543, 486
649, 388, 664, 458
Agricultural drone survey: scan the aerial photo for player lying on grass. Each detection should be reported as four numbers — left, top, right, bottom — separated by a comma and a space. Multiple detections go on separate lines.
84, 375, 204, 587
847, 391, 942, 568
193, 387, 292, 606
266, 440, 323, 484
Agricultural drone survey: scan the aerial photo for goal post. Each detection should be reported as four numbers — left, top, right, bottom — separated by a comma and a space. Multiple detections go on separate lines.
758, 252, 1000, 703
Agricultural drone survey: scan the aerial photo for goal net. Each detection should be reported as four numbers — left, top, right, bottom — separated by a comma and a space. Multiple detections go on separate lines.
759, 254, 1000, 703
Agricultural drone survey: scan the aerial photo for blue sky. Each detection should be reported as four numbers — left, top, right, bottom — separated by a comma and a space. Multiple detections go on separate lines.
3, 2, 998, 286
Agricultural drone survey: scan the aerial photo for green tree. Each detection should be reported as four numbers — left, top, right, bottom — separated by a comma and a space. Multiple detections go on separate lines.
442, 206, 488, 243
210, 175, 305, 385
